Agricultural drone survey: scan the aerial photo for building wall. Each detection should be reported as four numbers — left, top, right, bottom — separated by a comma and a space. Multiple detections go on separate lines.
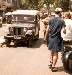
0, 0, 19, 11
0, 0, 13, 3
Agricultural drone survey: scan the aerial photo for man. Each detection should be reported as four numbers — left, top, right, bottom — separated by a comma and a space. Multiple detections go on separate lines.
61, 12, 72, 41
45, 8, 66, 72
43, 14, 51, 43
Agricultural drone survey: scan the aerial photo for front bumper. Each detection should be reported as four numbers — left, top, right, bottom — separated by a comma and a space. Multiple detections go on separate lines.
4, 35, 33, 41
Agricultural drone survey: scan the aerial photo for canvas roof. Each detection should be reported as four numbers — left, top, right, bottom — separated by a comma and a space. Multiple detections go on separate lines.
5, 12, 12, 15
11, 10, 39, 15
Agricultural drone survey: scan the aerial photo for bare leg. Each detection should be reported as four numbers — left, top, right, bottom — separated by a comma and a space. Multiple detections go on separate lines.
52, 51, 58, 67
50, 51, 54, 62
50, 51, 58, 72
48, 51, 53, 68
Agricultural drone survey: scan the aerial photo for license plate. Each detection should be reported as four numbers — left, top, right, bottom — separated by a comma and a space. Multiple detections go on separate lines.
14, 36, 21, 39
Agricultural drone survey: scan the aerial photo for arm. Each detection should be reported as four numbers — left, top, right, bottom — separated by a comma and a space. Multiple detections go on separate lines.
62, 26, 66, 34
61, 20, 66, 34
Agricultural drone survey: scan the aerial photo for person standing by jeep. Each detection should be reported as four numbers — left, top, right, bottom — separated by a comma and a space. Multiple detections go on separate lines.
61, 12, 72, 41
45, 8, 66, 72
43, 14, 51, 43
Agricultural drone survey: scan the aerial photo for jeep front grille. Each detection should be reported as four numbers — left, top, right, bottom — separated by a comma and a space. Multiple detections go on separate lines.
13, 27, 23, 35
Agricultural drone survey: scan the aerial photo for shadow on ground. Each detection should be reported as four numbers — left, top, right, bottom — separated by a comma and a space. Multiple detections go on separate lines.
7, 38, 45, 48
57, 66, 72, 74
57, 66, 65, 72
33, 38, 45, 48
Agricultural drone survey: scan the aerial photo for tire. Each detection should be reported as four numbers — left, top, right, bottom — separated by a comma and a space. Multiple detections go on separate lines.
35, 31, 39, 41
29, 38, 34, 47
68, 53, 72, 73
14, 41, 17, 47
63, 54, 69, 72
63, 52, 72, 73
0, 24, 2, 28
5, 39, 11, 47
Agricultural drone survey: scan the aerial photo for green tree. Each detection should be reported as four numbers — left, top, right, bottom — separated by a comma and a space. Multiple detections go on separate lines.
20, 0, 44, 10
18, 0, 70, 11
44, 0, 70, 12
60, 0, 69, 11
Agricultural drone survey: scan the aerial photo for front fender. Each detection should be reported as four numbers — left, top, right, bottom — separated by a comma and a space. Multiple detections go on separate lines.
65, 51, 72, 60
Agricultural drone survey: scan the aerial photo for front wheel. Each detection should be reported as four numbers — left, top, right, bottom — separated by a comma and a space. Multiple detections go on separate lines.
14, 41, 17, 47
68, 53, 72, 73
63, 52, 72, 73
5, 39, 11, 47
63, 54, 69, 71
29, 38, 34, 47
35, 31, 39, 41
0, 24, 2, 27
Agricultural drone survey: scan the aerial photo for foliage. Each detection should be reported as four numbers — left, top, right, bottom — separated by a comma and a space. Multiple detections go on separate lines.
19, 0, 44, 10
18, 0, 70, 12
60, 0, 69, 11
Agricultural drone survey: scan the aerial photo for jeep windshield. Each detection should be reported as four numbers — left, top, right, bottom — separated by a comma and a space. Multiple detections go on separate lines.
12, 15, 35, 23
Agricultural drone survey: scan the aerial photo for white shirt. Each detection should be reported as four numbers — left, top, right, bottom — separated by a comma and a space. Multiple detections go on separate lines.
61, 19, 72, 41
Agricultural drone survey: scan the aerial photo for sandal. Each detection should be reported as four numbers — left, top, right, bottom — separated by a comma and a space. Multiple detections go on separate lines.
44, 39, 46, 43
48, 61, 53, 69
51, 67, 58, 72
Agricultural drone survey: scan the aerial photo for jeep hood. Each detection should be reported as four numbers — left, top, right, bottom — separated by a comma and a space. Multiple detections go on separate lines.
10, 23, 35, 28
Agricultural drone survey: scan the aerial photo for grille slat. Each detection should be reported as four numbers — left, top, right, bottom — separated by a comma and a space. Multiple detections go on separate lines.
13, 27, 22, 35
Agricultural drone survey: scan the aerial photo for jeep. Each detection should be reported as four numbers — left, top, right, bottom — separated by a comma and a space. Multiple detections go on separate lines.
4, 10, 40, 47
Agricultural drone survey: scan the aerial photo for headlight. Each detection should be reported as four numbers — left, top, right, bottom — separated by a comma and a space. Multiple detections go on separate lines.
10, 27, 13, 31
26, 30, 33, 35
5, 29, 9, 34
32, 29, 35, 33
23, 27, 27, 32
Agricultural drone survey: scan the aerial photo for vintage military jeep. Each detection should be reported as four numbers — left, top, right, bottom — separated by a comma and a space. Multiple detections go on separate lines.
4, 10, 40, 47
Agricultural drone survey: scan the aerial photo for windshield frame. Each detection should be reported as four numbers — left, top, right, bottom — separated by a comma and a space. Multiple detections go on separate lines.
12, 15, 35, 23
